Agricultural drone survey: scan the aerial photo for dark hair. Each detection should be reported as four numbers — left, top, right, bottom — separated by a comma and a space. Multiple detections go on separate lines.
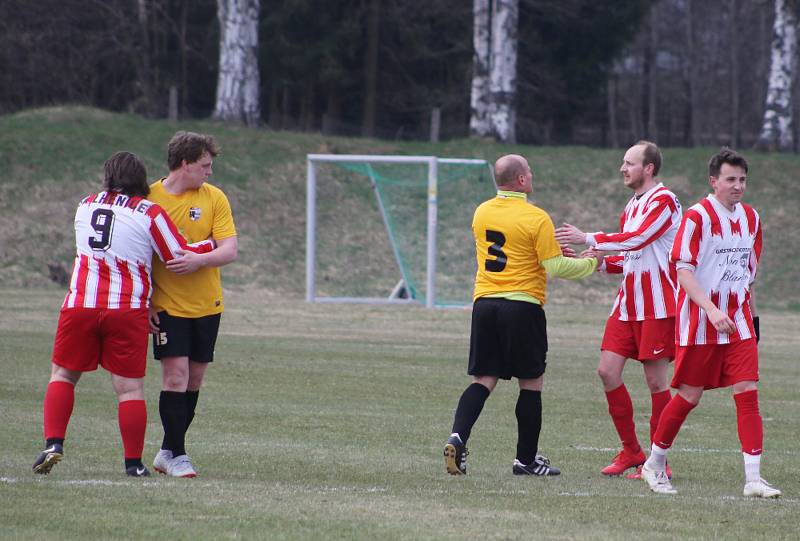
634, 140, 662, 176
103, 151, 149, 197
708, 147, 748, 177
494, 155, 528, 186
167, 131, 220, 171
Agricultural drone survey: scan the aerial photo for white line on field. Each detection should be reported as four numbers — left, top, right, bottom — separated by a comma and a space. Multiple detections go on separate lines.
571, 445, 800, 455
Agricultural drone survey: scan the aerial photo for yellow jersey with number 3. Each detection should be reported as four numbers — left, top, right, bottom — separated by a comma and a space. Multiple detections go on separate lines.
472, 191, 562, 304
148, 178, 237, 317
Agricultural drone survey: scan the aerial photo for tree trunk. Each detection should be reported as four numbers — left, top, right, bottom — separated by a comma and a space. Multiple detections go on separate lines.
362, 0, 381, 137
757, 0, 797, 151
607, 75, 619, 147
729, 0, 740, 148
213, 0, 261, 127
133, 0, 157, 116
489, 0, 518, 143
469, 0, 492, 137
646, 4, 658, 141
685, 0, 701, 147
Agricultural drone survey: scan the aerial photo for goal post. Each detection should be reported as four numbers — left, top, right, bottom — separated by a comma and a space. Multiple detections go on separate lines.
306, 154, 495, 308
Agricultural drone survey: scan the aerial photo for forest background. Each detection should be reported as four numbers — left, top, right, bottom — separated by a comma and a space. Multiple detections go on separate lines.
2, 0, 800, 150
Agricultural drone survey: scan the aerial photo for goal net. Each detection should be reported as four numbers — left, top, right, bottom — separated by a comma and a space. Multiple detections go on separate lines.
306, 154, 495, 308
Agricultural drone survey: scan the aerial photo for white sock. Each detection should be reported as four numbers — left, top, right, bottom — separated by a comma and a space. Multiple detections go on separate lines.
450, 432, 462, 443
645, 443, 668, 471
743, 452, 761, 484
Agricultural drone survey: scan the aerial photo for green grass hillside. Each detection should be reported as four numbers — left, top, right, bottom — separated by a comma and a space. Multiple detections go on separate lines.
1, 106, 798, 309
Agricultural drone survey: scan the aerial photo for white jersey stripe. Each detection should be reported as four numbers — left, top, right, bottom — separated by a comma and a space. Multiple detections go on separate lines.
671, 196, 761, 345
593, 183, 681, 321
62, 191, 211, 311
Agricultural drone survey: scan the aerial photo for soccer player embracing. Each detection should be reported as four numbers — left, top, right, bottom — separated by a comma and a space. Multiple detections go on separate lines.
32, 152, 215, 477
149, 131, 237, 478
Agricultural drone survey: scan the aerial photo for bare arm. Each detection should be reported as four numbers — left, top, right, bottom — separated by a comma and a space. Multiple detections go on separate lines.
677, 267, 736, 334
166, 235, 238, 275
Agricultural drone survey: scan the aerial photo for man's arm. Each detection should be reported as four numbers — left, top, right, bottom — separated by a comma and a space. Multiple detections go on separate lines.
541, 253, 599, 280
556, 196, 678, 253
166, 235, 238, 275
676, 267, 736, 334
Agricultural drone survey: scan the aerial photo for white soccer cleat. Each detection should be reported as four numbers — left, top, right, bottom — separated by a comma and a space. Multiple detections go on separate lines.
153, 449, 173, 475
743, 478, 781, 499
641, 464, 677, 495
166, 454, 197, 478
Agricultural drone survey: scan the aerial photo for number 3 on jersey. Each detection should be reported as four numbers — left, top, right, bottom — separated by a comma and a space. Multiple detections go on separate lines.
89, 208, 115, 251
485, 230, 507, 272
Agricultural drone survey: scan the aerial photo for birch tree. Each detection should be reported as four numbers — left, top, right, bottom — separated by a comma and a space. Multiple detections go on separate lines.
469, 0, 491, 137
213, 0, 261, 126
757, 0, 797, 151
488, 0, 518, 143
469, 0, 518, 142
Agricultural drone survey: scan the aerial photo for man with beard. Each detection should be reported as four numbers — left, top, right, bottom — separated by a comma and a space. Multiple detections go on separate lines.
555, 141, 681, 478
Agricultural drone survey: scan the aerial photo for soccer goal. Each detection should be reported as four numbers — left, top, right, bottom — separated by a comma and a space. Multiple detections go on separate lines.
306, 154, 495, 308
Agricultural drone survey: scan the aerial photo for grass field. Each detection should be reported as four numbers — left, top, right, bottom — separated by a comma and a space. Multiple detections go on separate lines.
1, 288, 798, 540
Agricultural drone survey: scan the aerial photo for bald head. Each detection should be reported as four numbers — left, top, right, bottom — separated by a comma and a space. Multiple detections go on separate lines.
494, 154, 531, 190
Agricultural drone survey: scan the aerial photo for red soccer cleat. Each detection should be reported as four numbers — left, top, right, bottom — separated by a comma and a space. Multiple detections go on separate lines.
601, 448, 646, 476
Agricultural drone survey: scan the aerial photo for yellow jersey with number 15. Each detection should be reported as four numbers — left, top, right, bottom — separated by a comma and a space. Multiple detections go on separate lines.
148, 178, 237, 317
472, 191, 562, 304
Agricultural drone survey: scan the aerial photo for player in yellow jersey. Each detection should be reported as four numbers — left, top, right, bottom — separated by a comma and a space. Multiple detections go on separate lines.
444, 154, 601, 476
147, 131, 238, 477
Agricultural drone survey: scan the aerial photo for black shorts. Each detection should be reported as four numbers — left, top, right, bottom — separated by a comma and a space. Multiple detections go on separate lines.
152, 311, 221, 363
468, 297, 548, 380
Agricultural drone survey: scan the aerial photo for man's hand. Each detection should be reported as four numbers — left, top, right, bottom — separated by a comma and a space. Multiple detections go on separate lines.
579, 247, 602, 267
560, 244, 577, 258
166, 249, 205, 274
555, 223, 587, 245
149, 307, 160, 333
707, 306, 736, 334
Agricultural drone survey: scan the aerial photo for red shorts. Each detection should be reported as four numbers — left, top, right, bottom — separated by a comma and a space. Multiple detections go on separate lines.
52, 307, 150, 378
601, 317, 675, 362
671, 339, 758, 390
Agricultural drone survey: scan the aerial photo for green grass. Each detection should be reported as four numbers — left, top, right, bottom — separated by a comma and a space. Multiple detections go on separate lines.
1, 106, 798, 309
1, 288, 798, 540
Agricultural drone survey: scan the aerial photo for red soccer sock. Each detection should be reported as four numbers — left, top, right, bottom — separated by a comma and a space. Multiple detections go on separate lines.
43, 380, 75, 440
118, 400, 147, 459
652, 394, 696, 450
605, 384, 640, 453
650, 390, 672, 444
734, 390, 763, 455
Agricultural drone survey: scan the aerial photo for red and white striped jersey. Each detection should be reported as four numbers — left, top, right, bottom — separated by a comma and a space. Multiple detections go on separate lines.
671, 195, 761, 346
590, 183, 681, 321
63, 191, 213, 310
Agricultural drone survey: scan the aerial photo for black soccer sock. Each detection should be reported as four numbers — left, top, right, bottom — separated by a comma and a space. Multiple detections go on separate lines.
185, 390, 200, 432
159, 391, 187, 456
124, 458, 144, 469
515, 389, 542, 465
451, 382, 492, 443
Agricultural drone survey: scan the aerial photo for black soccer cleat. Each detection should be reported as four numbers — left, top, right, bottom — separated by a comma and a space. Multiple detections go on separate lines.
32, 443, 64, 475
512, 454, 561, 476
125, 464, 151, 477
444, 434, 468, 475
